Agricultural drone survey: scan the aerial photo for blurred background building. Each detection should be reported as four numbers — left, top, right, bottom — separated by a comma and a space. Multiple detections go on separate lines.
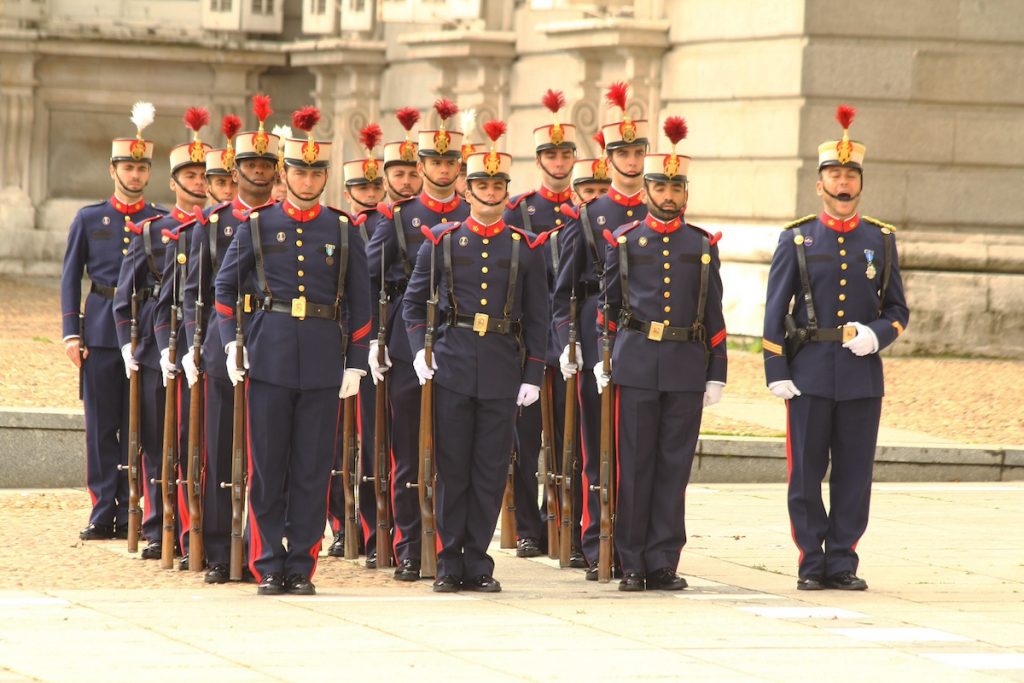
1, 0, 1021, 355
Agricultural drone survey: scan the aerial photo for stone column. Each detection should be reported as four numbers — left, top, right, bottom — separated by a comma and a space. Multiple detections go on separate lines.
0, 33, 38, 232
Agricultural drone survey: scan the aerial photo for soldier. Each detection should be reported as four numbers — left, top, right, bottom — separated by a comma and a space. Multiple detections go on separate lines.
569, 133, 612, 205
404, 120, 549, 593
181, 97, 280, 584
366, 99, 470, 580
270, 124, 291, 203
113, 106, 209, 560
381, 108, 424, 204
214, 106, 371, 596
62, 102, 163, 541
596, 117, 727, 591
762, 105, 909, 591
204, 114, 241, 205
553, 82, 649, 579
152, 107, 213, 569
327, 123, 386, 557
502, 89, 576, 560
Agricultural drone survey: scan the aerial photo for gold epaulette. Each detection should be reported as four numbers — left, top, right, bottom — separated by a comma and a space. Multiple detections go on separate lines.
862, 216, 897, 232
782, 214, 816, 230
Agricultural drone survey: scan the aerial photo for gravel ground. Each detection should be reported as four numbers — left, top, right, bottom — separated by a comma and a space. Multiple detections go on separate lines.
2, 275, 1022, 445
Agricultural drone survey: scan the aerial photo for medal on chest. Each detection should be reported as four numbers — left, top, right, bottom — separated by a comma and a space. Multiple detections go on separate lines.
864, 249, 876, 279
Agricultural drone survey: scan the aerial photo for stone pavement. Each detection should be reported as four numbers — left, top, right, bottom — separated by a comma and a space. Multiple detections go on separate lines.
1, 483, 1022, 682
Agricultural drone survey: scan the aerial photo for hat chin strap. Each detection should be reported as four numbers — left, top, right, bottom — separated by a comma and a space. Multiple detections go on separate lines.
285, 177, 325, 205
237, 166, 273, 189
113, 168, 147, 200
538, 158, 572, 182
822, 185, 863, 203
608, 156, 643, 179
422, 170, 457, 191
467, 182, 508, 208
172, 174, 208, 201
349, 195, 378, 211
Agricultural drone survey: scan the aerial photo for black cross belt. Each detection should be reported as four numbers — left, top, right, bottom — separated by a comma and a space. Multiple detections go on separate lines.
807, 327, 855, 343
623, 316, 701, 343
90, 282, 116, 299
447, 312, 521, 337
263, 297, 339, 321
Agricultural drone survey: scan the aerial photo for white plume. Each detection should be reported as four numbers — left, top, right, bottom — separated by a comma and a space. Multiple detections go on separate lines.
130, 101, 156, 134
460, 108, 476, 136
271, 125, 293, 138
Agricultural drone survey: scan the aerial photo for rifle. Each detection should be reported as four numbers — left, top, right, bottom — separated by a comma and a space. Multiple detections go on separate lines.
340, 395, 359, 559
156, 300, 179, 569
539, 367, 559, 559
366, 259, 393, 568
123, 293, 143, 552
221, 293, 247, 581
412, 243, 438, 578
500, 451, 516, 549
595, 294, 615, 583
185, 243, 205, 571
558, 288, 578, 568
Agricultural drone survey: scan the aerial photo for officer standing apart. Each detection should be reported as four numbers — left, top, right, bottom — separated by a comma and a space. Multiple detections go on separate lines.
367, 100, 470, 579
596, 117, 727, 592
404, 120, 549, 594
181, 98, 280, 584
62, 102, 163, 540
554, 82, 649, 579
214, 106, 371, 596
762, 105, 909, 591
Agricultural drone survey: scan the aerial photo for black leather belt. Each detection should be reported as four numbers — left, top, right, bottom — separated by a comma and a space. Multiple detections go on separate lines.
807, 327, 855, 343
447, 312, 521, 337
623, 316, 701, 343
90, 282, 116, 299
263, 297, 339, 321
384, 280, 407, 299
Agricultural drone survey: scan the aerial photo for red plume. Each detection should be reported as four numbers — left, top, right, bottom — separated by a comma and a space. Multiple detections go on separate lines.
542, 89, 566, 114
663, 116, 688, 145
359, 123, 383, 152
252, 94, 272, 123
605, 81, 629, 110
433, 98, 459, 122
396, 107, 420, 131
221, 114, 241, 139
291, 106, 320, 133
482, 119, 507, 143
184, 107, 210, 133
836, 104, 856, 130
593, 131, 606, 151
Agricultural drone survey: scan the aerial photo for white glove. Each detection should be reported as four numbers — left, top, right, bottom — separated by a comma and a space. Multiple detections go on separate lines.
704, 382, 724, 407
159, 348, 177, 386
516, 383, 541, 407
181, 347, 199, 388
368, 339, 392, 385
121, 343, 139, 379
593, 361, 611, 395
842, 322, 879, 357
559, 343, 583, 381
224, 341, 249, 386
339, 369, 365, 399
768, 380, 801, 400
413, 348, 438, 386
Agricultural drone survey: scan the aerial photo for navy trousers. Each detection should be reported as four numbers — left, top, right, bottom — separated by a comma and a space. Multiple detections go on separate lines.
512, 396, 545, 541
200, 374, 235, 566
388, 359, 422, 563
786, 394, 881, 579
434, 384, 517, 579
82, 347, 129, 528
614, 386, 703, 575
245, 379, 340, 580
139, 366, 166, 543
577, 371, 603, 564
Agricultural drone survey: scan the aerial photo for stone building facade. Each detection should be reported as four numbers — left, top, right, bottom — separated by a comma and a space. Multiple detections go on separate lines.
1, 0, 1022, 356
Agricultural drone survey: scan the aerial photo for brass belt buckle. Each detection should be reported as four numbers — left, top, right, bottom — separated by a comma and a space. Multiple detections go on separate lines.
648, 321, 665, 342
243, 294, 253, 313
291, 296, 307, 320
472, 313, 489, 336
841, 325, 856, 343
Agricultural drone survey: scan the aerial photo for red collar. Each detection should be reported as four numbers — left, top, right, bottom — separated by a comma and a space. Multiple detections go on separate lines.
607, 186, 644, 207
283, 200, 322, 222
110, 194, 146, 215
420, 191, 461, 214
465, 216, 506, 238
170, 205, 193, 223
538, 185, 572, 204
644, 214, 682, 234
820, 212, 860, 233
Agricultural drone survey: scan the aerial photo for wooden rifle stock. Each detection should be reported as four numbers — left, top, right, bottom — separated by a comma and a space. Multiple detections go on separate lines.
158, 305, 179, 569
597, 301, 614, 583
372, 291, 394, 569
416, 286, 438, 578
558, 292, 578, 567
125, 295, 143, 552
186, 298, 205, 570
500, 451, 517, 549
539, 367, 559, 558
340, 396, 359, 559
227, 300, 247, 581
